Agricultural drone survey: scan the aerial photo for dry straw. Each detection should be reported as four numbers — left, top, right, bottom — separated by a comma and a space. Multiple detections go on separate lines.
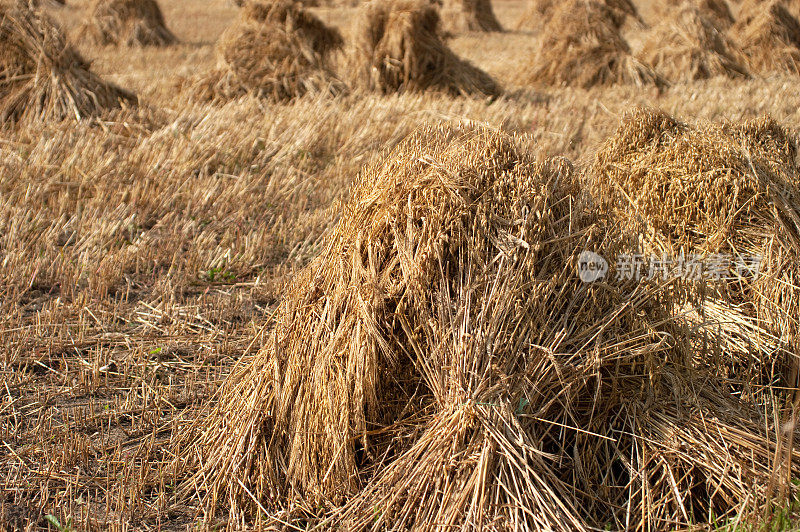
439, 0, 503, 33
189, 0, 345, 102
516, 0, 642, 30
309, 0, 363, 6
86, 0, 176, 47
16, 0, 66, 7
240, 0, 344, 57
659, 0, 735, 30
591, 106, 800, 392
346, 0, 501, 97
518, 0, 662, 88
732, 0, 800, 74
233, 0, 362, 7
515, 0, 556, 29
0, 5, 135, 123
638, 5, 749, 82
736, 0, 800, 19
176, 122, 800, 530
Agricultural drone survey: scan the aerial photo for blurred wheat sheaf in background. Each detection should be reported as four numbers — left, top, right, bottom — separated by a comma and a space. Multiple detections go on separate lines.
3, 0, 800, 530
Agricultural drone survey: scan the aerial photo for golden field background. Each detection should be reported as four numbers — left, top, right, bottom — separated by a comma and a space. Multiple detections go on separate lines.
2, 0, 800, 529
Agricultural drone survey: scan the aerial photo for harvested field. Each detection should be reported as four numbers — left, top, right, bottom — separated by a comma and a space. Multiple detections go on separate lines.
3, 0, 800, 530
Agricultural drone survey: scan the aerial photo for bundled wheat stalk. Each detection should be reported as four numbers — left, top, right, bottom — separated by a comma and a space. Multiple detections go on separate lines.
189, 0, 345, 102
85, 0, 176, 47
514, 0, 554, 29
638, 5, 749, 82
240, 0, 343, 57
346, 0, 500, 97
591, 107, 800, 389
516, 0, 642, 30
657, 0, 735, 30
518, 0, 662, 88
0, 6, 135, 123
14, 0, 66, 7
175, 122, 799, 530
235, 0, 361, 7
732, 0, 800, 73
783, 0, 800, 18
439, 0, 503, 33
311, 0, 362, 5
734, 0, 800, 19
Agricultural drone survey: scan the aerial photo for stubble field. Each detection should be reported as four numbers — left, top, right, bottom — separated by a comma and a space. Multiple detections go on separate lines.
3, 0, 800, 530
